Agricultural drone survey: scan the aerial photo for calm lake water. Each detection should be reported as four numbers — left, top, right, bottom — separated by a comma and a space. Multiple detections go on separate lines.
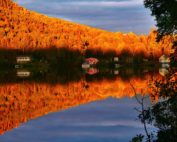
0, 64, 165, 142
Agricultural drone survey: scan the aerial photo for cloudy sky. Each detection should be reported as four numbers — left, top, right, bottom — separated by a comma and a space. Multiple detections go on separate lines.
14, 0, 156, 34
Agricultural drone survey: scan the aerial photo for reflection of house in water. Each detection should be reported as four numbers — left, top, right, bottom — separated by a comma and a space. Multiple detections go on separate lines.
17, 70, 31, 78
86, 68, 99, 75
85, 58, 99, 65
114, 70, 119, 75
159, 68, 169, 76
16, 56, 31, 64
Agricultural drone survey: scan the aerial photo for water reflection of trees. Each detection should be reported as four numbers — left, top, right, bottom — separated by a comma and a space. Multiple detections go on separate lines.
131, 71, 177, 142
0, 72, 161, 135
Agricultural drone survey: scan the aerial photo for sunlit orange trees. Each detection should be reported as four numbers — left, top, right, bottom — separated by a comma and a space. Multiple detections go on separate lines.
0, 0, 174, 59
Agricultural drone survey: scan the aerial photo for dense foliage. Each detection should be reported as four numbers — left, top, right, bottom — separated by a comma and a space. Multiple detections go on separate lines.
144, 0, 177, 40
0, 0, 174, 59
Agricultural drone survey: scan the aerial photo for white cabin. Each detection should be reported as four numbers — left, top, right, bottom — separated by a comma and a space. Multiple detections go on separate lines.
114, 57, 119, 62
16, 56, 31, 64
159, 55, 170, 64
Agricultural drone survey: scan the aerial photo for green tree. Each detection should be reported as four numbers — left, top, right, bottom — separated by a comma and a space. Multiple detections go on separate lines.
144, 0, 177, 40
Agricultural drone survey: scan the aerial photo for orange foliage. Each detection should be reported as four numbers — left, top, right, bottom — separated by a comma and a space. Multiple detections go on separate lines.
0, 74, 161, 135
0, 0, 174, 58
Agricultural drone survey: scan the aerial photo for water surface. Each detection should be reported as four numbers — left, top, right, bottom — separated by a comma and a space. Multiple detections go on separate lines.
0, 66, 161, 142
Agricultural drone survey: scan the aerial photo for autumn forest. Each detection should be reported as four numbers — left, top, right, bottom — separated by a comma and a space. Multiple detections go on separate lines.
0, 0, 175, 60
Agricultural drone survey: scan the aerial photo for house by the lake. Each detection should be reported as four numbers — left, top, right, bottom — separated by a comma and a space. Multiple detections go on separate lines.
85, 58, 99, 65
82, 57, 99, 69
16, 56, 31, 64
113, 57, 119, 62
159, 55, 170, 64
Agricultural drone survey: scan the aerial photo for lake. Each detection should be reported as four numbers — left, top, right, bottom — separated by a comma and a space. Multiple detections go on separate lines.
0, 61, 171, 142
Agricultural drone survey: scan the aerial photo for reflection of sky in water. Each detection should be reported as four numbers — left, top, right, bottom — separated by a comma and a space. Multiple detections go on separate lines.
0, 98, 155, 142
14, 0, 156, 34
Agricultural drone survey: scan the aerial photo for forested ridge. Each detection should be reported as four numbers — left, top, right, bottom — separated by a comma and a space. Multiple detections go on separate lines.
0, 0, 175, 59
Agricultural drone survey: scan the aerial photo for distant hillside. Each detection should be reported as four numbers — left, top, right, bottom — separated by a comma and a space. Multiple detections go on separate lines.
0, 0, 174, 58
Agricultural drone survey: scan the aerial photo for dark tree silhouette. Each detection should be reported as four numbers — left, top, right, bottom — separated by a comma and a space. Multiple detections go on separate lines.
144, 0, 177, 40
148, 71, 177, 142
130, 70, 177, 142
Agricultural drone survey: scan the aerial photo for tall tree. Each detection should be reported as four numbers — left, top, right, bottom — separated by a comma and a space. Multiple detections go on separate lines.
144, 0, 177, 40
